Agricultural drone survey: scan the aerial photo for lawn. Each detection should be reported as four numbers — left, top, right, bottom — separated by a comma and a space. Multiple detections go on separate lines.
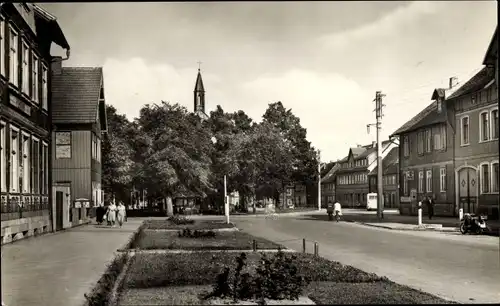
133, 230, 282, 250
118, 252, 454, 305
143, 219, 236, 230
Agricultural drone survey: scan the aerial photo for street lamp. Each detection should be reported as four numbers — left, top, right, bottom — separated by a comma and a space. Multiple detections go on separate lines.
211, 136, 230, 224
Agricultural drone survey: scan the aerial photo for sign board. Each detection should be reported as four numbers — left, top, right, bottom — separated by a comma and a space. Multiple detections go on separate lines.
400, 196, 412, 203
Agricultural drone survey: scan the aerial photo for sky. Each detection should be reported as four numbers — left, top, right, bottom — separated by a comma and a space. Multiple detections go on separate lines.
41, 1, 497, 162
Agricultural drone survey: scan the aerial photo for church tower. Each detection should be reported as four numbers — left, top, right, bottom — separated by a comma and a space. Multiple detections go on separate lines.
194, 67, 208, 119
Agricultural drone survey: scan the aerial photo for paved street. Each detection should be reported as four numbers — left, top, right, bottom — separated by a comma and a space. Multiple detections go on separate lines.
1, 219, 143, 306
233, 213, 500, 304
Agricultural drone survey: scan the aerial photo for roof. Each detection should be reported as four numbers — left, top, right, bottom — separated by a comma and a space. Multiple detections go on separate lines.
350, 147, 365, 157
368, 147, 399, 176
431, 88, 446, 100
194, 69, 205, 92
446, 67, 495, 100
52, 67, 104, 124
483, 27, 497, 66
33, 4, 70, 50
321, 163, 341, 184
390, 101, 443, 137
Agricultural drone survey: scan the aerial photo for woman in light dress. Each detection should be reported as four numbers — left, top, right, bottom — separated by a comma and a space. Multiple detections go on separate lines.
116, 202, 127, 228
107, 202, 117, 227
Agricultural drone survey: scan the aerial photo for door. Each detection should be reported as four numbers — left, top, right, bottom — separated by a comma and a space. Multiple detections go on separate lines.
56, 191, 64, 231
458, 167, 478, 214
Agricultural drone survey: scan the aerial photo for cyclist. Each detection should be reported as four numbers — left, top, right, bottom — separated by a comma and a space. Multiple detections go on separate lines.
334, 200, 342, 222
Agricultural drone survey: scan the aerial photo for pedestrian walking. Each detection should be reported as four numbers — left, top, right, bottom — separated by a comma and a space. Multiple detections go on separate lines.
96, 205, 105, 225
107, 202, 117, 227
427, 196, 435, 220
116, 202, 127, 228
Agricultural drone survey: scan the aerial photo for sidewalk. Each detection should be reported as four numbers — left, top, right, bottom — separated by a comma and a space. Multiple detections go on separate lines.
1, 219, 143, 306
341, 212, 500, 235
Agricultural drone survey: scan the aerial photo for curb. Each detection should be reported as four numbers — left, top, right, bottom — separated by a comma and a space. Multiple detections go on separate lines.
117, 249, 297, 254
144, 227, 240, 232
353, 222, 459, 232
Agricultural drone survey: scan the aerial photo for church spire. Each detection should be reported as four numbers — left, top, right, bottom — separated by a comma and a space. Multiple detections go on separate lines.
194, 63, 207, 119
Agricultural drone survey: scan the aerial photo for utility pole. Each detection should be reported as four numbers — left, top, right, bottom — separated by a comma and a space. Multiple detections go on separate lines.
317, 149, 322, 211
375, 91, 386, 220
224, 174, 229, 224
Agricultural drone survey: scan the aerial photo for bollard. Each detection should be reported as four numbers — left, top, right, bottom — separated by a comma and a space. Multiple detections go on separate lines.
418, 201, 422, 226
314, 242, 319, 257
252, 240, 257, 252
302, 238, 306, 253
459, 208, 463, 221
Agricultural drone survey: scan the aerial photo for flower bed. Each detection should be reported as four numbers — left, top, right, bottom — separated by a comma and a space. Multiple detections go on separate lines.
143, 219, 236, 230
123, 252, 385, 289
117, 252, 453, 305
133, 230, 282, 250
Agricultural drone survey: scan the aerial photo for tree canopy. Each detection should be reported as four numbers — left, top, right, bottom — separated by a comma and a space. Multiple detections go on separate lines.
102, 100, 319, 209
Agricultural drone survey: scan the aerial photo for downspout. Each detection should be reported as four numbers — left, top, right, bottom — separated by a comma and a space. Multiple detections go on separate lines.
48, 48, 70, 232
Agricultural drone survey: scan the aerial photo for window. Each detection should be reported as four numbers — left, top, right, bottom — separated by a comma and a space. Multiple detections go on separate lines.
32, 54, 39, 103
32, 137, 39, 194
10, 126, 19, 192
55, 132, 72, 159
21, 133, 30, 193
92, 133, 97, 160
417, 131, 424, 154
403, 173, 408, 196
403, 135, 409, 157
0, 121, 6, 192
461, 116, 470, 145
418, 170, 424, 193
440, 167, 446, 192
480, 111, 490, 142
480, 163, 490, 194
21, 40, 29, 94
42, 65, 48, 110
491, 109, 498, 140
43, 142, 48, 194
425, 129, 432, 152
426, 169, 432, 192
491, 162, 499, 193
0, 16, 5, 77
9, 26, 18, 87
434, 125, 446, 151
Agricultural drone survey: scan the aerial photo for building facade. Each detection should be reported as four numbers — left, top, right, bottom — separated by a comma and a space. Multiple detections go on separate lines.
1, 3, 69, 244
321, 162, 340, 206
368, 147, 400, 209
51, 66, 107, 230
391, 89, 457, 217
336, 141, 395, 208
446, 45, 498, 218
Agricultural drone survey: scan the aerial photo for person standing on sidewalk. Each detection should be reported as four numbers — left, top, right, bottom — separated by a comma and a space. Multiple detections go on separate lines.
107, 201, 117, 227
424, 196, 435, 220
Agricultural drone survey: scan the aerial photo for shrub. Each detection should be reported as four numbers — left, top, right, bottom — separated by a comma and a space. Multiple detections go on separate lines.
84, 253, 129, 306
124, 223, 148, 250
177, 228, 217, 238
205, 249, 309, 304
168, 215, 195, 225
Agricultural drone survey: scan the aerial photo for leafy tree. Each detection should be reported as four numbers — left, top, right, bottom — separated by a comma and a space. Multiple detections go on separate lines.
135, 101, 213, 215
262, 101, 319, 206
101, 105, 135, 203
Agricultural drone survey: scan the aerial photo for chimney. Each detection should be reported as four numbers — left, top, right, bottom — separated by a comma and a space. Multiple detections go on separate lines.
51, 56, 63, 76
372, 141, 376, 148
437, 97, 442, 113
449, 77, 457, 90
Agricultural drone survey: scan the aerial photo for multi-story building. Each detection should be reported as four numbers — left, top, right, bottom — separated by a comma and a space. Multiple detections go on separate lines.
390, 84, 457, 217
368, 147, 399, 209
336, 141, 396, 208
320, 162, 340, 206
446, 27, 498, 219
51, 65, 108, 230
1, 3, 70, 244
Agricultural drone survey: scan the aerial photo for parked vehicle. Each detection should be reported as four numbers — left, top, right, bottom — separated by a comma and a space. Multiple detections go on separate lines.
460, 213, 488, 235
366, 193, 377, 211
